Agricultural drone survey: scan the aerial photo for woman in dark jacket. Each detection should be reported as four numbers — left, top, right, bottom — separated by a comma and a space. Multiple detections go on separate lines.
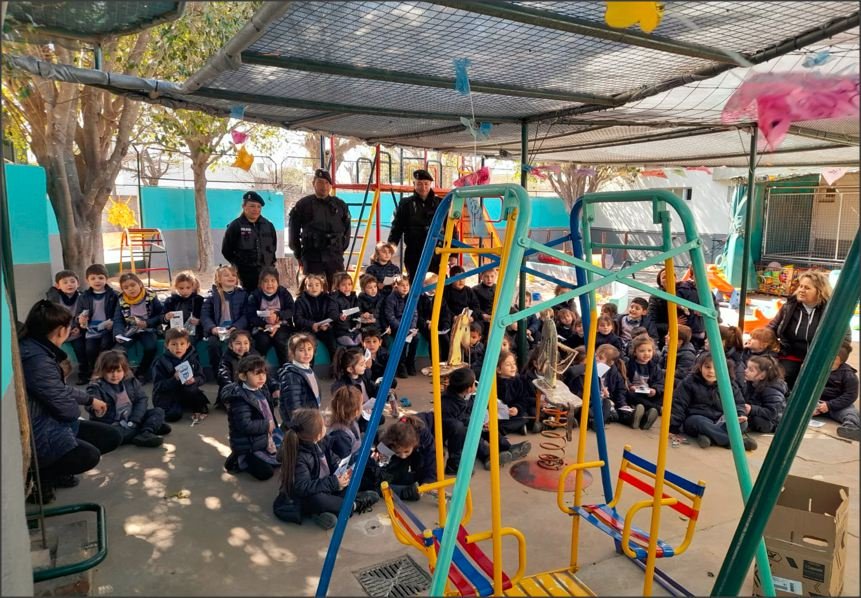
670, 353, 756, 450
742, 355, 787, 434
767, 271, 846, 390
20, 301, 122, 502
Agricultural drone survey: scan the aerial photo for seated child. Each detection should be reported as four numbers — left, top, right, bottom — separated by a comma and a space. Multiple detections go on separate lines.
626, 327, 660, 364
113, 273, 164, 382
326, 386, 365, 462
742, 355, 787, 434
46, 270, 88, 382
720, 325, 746, 388
277, 333, 321, 427
441, 368, 530, 474
201, 265, 249, 372
331, 348, 379, 420
362, 327, 395, 386
467, 322, 486, 380
275, 408, 379, 529
670, 353, 756, 450
812, 343, 860, 441
246, 267, 295, 366
564, 344, 628, 428
626, 336, 665, 430
87, 350, 170, 447
555, 308, 583, 350
151, 328, 209, 423
223, 355, 280, 480
293, 273, 339, 364
742, 327, 780, 366
365, 242, 401, 296
417, 273, 452, 362
660, 324, 698, 382
506, 293, 541, 348
600, 303, 619, 331
472, 268, 498, 333
79, 264, 119, 384
617, 297, 658, 351
444, 266, 483, 323
383, 276, 418, 378
552, 284, 577, 314
161, 270, 204, 340
495, 350, 533, 436
378, 415, 436, 501
595, 315, 623, 353
216, 329, 279, 410
330, 271, 362, 348
357, 275, 383, 326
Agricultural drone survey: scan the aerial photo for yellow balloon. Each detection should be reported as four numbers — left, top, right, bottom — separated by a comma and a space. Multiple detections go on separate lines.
605, 1, 664, 33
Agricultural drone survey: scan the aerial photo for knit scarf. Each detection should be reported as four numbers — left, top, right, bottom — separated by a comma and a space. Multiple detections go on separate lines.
123, 287, 147, 305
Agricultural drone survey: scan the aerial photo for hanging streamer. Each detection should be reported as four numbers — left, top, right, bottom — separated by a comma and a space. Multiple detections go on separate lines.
459, 117, 492, 140
107, 197, 138, 229
605, 1, 664, 33
230, 105, 246, 120
640, 168, 668, 179
574, 167, 597, 177
231, 129, 249, 145
453, 58, 472, 96
521, 163, 562, 179
231, 145, 254, 171
722, 72, 860, 150
822, 167, 847, 185
686, 166, 713, 174
452, 166, 491, 188
802, 50, 832, 68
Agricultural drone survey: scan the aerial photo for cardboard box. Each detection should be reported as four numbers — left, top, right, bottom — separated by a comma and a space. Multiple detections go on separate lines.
753, 475, 849, 597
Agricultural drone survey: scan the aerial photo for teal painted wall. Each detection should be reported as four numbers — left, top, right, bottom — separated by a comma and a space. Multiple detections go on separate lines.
4, 164, 51, 265
141, 187, 285, 231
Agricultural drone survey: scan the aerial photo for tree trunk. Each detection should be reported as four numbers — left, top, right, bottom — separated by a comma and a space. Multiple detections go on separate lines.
190, 157, 213, 272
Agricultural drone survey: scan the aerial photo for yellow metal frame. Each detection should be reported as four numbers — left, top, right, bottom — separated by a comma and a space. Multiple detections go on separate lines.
350, 187, 381, 286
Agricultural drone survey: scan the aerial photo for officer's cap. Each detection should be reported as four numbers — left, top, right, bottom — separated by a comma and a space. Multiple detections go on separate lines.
313, 168, 333, 184
242, 191, 265, 206
413, 169, 434, 182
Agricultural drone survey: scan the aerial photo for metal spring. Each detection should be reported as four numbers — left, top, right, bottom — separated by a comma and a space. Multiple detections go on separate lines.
537, 429, 567, 470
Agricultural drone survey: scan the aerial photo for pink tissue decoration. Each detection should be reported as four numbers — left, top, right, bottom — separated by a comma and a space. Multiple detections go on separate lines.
231, 130, 249, 145
722, 72, 859, 150
452, 167, 491, 188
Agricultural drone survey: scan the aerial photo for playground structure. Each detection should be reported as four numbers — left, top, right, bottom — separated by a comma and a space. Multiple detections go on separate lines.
327, 142, 502, 283
309, 185, 856, 597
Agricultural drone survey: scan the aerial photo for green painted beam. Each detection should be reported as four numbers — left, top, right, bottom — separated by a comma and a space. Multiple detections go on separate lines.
712, 235, 860, 596
241, 51, 621, 106
192, 86, 523, 123
533, 143, 854, 164
434, 0, 739, 64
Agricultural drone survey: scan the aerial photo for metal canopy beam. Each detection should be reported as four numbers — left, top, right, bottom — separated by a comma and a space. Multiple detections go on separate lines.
532, 143, 854, 165
190, 87, 524, 123
287, 112, 346, 127
241, 51, 621, 106
527, 10, 861, 123
434, 0, 740, 64
786, 125, 860, 146
374, 123, 616, 149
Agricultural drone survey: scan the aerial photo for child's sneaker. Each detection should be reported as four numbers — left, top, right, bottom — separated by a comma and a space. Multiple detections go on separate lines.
509, 441, 531, 461
631, 404, 645, 429
483, 451, 513, 470
354, 491, 380, 514
157, 423, 172, 436
696, 435, 712, 449
642, 408, 659, 430
742, 434, 758, 451
132, 431, 164, 448
312, 512, 338, 529
837, 424, 861, 441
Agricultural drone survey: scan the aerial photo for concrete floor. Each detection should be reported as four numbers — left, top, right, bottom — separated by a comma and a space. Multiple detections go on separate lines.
47, 356, 859, 597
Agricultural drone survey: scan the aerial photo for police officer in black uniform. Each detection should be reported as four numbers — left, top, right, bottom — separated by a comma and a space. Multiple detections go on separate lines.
389, 169, 444, 283
288, 169, 351, 289
221, 191, 278, 291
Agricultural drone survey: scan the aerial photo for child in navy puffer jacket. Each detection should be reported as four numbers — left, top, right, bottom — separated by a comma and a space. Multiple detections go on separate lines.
742, 355, 787, 433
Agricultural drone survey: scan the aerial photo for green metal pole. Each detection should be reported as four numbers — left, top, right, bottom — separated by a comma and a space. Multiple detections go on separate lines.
0, 159, 18, 321
517, 121, 528, 365
688, 216, 776, 597
712, 234, 860, 596
737, 125, 758, 330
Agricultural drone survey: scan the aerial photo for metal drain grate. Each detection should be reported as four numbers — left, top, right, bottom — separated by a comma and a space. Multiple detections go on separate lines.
354, 555, 431, 597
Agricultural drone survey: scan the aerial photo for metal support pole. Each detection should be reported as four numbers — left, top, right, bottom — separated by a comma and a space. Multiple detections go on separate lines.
0, 154, 18, 320
737, 125, 758, 330
319, 135, 326, 169
517, 121, 528, 365
712, 235, 859, 596
93, 44, 103, 70
375, 144, 382, 243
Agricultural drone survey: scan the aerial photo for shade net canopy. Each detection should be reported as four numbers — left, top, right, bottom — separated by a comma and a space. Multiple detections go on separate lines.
5, 1, 860, 166
4, 1, 185, 41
